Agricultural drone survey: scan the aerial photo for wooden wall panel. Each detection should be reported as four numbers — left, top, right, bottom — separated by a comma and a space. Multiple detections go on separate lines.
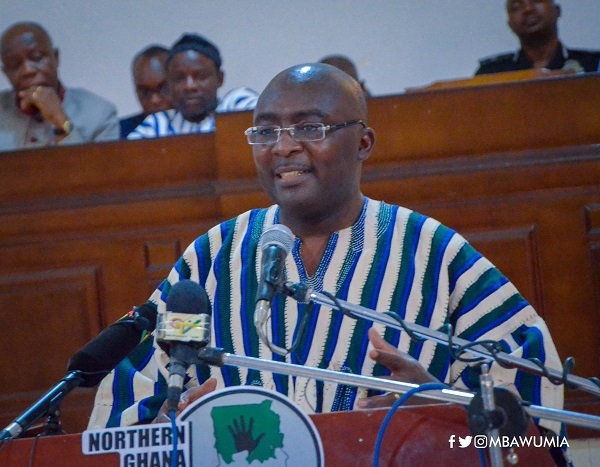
585, 204, 600, 357
0, 266, 103, 434
0, 266, 103, 390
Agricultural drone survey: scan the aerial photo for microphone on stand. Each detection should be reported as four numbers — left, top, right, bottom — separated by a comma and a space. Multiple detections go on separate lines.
254, 224, 294, 353
254, 224, 294, 330
1, 304, 158, 441
67, 304, 157, 386
155, 280, 211, 412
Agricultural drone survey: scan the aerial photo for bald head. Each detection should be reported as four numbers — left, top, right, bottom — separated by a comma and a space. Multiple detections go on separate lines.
319, 55, 360, 81
1, 22, 59, 92
1, 22, 52, 56
131, 45, 170, 114
257, 63, 367, 121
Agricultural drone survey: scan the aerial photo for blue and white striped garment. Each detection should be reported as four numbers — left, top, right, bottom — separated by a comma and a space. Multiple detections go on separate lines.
127, 87, 258, 139
89, 198, 563, 433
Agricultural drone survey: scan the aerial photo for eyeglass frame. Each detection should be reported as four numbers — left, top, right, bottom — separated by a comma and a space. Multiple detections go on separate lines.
244, 119, 366, 145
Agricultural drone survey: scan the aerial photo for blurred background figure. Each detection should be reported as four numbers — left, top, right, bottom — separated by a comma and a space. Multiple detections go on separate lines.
0, 22, 118, 151
319, 54, 370, 97
128, 33, 257, 139
476, 0, 600, 75
120, 45, 171, 138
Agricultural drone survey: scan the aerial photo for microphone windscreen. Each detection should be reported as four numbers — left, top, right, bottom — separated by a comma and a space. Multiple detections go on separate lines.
66, 304, 157, 387
260, 224, 294, 254
166, 279, 211, 316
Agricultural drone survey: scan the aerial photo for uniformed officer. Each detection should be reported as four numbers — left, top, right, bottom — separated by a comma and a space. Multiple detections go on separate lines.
476, 0, 600, 75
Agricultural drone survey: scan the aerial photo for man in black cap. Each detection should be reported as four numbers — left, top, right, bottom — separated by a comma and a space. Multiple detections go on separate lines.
476, 0, 600, 75
128, 34, 257, 139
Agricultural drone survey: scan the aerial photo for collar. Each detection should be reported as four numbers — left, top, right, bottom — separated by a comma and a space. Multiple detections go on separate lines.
513, 42, 569, 69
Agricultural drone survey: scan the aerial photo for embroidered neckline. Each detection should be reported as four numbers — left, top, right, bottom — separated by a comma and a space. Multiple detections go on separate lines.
273, 197, 369, 292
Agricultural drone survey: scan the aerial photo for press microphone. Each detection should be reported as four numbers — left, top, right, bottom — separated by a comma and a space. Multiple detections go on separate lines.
155, 279, 211, 412
0, 305, 158, 441
67, 304, 157, 387
254, 224, 294, 332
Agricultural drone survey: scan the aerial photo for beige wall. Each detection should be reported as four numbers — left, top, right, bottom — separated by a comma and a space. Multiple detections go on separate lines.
1, 0, 599, 116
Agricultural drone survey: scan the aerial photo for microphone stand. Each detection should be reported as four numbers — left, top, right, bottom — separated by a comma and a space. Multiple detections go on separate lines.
196, 347, 600, 431
478, 364, 503, 467
282, 282, 600, 398
0, 371, 84, 441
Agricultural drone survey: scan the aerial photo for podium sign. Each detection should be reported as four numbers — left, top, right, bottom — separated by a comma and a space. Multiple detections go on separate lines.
81, 387, 323, 466
0, 403, 553, 466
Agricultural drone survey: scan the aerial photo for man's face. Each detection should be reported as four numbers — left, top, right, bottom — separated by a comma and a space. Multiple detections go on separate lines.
166, 50, 223, 122
134, 54, 171, 114
252, 76, 372, 218
506, 0, 560, 39
1, 27, 59, 92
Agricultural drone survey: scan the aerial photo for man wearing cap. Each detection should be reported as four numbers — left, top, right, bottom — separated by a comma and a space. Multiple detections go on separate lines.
0, 22, 119, 151
476, 0, 600, 75
128, 34, 257, 139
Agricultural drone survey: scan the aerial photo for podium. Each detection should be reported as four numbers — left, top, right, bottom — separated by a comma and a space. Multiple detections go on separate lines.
0, 404, 554, 466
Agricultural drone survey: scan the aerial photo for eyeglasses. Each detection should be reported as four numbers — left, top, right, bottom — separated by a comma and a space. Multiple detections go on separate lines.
245, 120, 366, 145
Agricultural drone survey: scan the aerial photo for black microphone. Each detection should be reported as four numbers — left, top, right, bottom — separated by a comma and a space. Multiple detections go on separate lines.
155, 280, 211, 412
67, 304, 157, 387
254, 224, 294, 332
0, 305, 157, 441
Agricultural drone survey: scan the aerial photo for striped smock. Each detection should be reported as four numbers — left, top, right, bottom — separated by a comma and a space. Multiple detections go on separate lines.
89, 198, 562, 433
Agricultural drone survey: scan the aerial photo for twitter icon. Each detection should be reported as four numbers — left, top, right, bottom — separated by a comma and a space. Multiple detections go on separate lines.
459, 436, 472, 448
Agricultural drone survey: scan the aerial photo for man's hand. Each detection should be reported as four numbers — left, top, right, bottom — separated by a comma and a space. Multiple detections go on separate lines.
18, 85, 69, 130
152, 377, 217, 423
356, 327, 439, 409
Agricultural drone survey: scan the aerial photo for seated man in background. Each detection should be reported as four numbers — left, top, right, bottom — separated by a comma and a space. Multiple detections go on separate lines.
90, 63, 565, 461
476, 0, 600, 75
319, 54, 370, 97
0, 22, 119, 151
120, 45, 171, 138
128, 33, 257, 139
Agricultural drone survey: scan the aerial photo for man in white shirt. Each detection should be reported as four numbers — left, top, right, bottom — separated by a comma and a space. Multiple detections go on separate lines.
128, 34, 257, 139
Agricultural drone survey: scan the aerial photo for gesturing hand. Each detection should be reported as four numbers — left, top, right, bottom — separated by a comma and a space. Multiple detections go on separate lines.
357, 327, 439, 409
227, 416, 265, 454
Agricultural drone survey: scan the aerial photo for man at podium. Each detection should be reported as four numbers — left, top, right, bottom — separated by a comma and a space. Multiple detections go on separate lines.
88, 63, 564, 446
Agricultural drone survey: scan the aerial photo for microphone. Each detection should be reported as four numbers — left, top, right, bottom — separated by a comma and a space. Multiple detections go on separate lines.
67, 304, 157, 387
0, 305, 158, 441
254, 224, 294, 333
155, 279, 211, 411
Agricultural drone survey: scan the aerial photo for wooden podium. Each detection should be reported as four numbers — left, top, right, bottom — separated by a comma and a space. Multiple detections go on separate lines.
0, 404, 553, 466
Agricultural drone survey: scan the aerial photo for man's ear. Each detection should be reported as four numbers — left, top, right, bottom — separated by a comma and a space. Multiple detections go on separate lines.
554, 3, 561, 20
217, 70, 224, 88
357, 127, 375, 162
54, 48, 60, 67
